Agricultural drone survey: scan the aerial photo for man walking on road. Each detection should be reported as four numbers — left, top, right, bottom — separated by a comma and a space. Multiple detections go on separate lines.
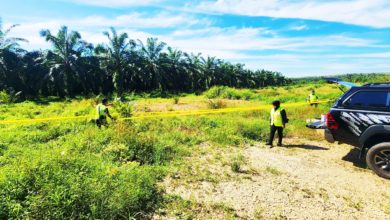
266, 100, 288, 147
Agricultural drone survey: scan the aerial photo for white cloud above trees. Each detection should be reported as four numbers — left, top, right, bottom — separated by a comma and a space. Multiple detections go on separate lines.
194, 0, 390, 28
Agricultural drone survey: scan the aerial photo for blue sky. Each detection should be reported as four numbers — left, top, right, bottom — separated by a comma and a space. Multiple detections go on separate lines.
2, 0, 390, 77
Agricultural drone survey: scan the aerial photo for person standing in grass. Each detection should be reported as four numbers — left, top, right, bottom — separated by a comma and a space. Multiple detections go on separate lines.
307, 90, 319, 108
96, 98, 114, 128
266, 100, 288, 147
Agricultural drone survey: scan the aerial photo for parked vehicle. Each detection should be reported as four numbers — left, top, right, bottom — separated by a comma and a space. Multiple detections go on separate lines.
308, 80, 390, 179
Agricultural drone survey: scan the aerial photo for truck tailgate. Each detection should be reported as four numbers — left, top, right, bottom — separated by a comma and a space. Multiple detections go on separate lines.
306, 120, 327, 129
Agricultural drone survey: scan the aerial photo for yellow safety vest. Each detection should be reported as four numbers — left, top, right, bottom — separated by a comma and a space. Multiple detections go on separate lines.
309, 94, 318, 103
97, 104, 107, 117
270, 107, 284, 127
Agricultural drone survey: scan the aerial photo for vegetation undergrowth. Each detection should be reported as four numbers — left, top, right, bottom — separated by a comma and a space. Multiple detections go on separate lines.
0, 82, 340, 218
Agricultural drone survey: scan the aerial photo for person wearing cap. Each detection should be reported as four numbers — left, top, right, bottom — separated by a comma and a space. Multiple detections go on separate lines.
266, 100, 288, 147
96, 98, 114, 128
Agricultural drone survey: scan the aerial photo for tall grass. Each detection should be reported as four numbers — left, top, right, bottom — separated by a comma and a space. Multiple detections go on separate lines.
204, 86, 255, 100
0, 82, 342, 218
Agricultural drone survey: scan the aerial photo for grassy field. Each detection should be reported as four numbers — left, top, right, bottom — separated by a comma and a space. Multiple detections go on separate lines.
1, 83, 389, 219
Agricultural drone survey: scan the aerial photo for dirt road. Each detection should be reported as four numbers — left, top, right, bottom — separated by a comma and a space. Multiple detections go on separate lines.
159, 138, 390, 219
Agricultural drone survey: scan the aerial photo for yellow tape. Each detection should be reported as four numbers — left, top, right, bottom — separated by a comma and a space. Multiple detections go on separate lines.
0, 100, 333, 125
129, 100, 333, 120
0, 115, 92, 125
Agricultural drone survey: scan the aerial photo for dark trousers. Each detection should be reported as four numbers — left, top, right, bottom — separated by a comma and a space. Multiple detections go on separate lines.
96, 116, 108, 128
269, 125, 283, 145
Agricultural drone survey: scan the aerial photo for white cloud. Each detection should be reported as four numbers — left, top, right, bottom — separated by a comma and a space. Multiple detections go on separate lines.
161, 27, 381, 55
75, 12, 204, 28
65, 0, 162, 7
155, 27, 390, 76
194, 0, 390, 28
243, 55, 390, 77
289, 24, 309, 31
4, 15, 390, 76
3, 12, 206, 50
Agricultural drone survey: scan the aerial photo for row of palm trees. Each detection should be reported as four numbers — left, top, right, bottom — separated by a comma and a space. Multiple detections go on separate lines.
0, 22, 289, 98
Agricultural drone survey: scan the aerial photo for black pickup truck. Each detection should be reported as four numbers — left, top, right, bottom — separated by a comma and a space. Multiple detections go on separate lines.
309, 80, 390, 179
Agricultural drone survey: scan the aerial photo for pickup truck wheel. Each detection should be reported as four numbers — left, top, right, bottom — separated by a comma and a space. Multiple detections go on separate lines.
366, 142, 390, 179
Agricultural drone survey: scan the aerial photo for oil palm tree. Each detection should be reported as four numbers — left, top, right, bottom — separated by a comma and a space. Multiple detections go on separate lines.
0, 21, 27, 89
201, 56, 218, 89
138, 38, 166, 90
95, 27, 134, 96
0, 22, 27, 52
158, 47, 185, 91
182, 52, 203, 91
40, 26, 91, 97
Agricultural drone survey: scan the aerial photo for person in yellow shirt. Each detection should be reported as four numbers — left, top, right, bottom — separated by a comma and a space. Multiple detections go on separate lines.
95, 98, 114, 128
266, 101, 288, 147
307, 90, 319, 108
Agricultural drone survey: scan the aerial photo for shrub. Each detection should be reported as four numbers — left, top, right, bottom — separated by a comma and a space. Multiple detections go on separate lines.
209, 126, 242, 146
103, 143, 130, 163
237, 121, 266, 141
126, 134, 158, 165
204, 86, 255, 100
0, 143, 7, 156
109, 125, 173, 165
204, 86, 227, 99
112, 101, 133, 118
230, 154, 246, 173
172, 96, 180, 104
207, 99, 226, 109
128, 134, 175, 165
265, 166, 283, 176
0, 156, 162, 219
0, 90, 22, 104
231, 161, 241, 173
240, 89, 254, 100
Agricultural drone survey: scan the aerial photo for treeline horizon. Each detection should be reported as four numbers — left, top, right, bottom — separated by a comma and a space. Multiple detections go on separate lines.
0, 21, 289, 99
290, 73, 390, 85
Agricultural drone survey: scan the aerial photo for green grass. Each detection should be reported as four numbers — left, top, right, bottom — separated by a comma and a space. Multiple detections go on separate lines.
159, 195, 237, 219
203, 83, 342, 103
0, 82, 342, 218
265, 166, 284, 176
230, 154, 246, 173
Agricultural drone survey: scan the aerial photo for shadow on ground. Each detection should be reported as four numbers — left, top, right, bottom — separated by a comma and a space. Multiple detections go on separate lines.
282, 144, 329, 150
342, 147, 367, 169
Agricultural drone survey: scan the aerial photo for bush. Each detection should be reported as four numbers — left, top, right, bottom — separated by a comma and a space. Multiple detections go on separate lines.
112, 101, 133, 118
204, 86, 255, 100
0, 90, 22, 104
204, 86, 227, 99
172, 96, 180, 104
105, 135, 158, 165
230, 154, 245, 173
0, 156, 162, 219
231, 161, 241, 173
0, 143, 7, 156
109, 124, 174, 165
237, 121, 266, 141
207, 99, 227, 109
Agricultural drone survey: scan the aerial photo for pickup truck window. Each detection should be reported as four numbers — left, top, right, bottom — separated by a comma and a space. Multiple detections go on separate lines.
344, 91, 389, 108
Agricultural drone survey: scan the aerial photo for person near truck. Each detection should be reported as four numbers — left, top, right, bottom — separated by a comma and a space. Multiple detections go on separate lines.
266, 100, 288, 147
307, 90, 319, 108
96, 98, 114, 128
